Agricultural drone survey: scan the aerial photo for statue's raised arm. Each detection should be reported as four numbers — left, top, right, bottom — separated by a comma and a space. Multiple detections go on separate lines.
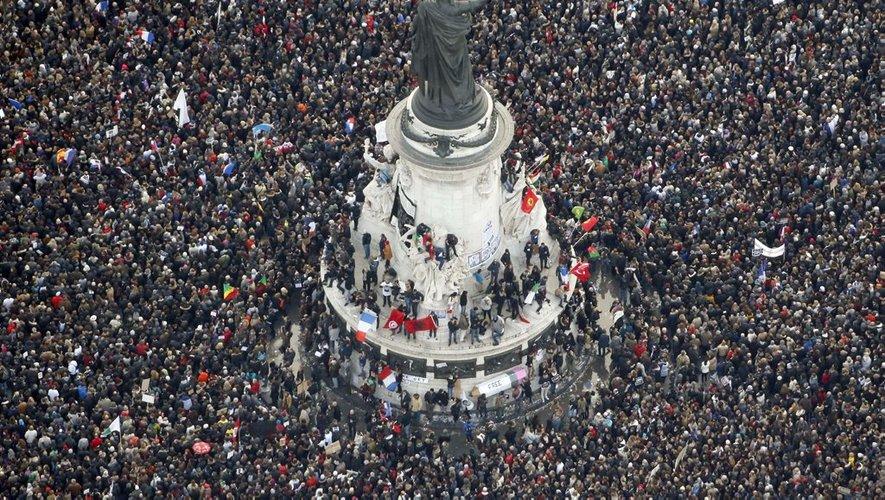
452, 0, 488, 15
410, 0, 489, 129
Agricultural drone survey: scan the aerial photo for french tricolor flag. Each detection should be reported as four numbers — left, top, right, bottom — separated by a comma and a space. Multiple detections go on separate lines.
197, 169, 207, 187
378, 366, 398, 391
136, 28, 155, 44
355, 309, 377, 342
344, 116, 356, 135
642, 217, 653, 236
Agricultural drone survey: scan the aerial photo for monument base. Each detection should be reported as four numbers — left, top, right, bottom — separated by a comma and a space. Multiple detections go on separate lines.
322, 206, 563, 382
411, 84, 490, 131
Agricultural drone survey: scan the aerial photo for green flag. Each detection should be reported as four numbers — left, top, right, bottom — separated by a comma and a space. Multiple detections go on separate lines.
571, 206, 585, 220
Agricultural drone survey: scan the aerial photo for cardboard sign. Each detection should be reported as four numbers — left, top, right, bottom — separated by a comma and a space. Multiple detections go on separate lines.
297, 379, 310, 395
325, 440, 342, 455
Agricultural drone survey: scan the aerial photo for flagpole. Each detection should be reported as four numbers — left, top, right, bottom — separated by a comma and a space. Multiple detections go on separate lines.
155, 147, 167, 174
216, 0, 223, 30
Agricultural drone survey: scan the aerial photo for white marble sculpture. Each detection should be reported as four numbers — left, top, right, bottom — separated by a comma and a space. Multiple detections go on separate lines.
406, 229, 468, 305
362, 143, 397, 221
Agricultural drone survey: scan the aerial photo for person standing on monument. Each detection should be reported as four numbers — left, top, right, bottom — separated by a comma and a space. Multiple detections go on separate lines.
379, 233, 389, 257
507, 284, 522, 320
491, 314, 505, 346
492, 284, 506, 317
362, 232, 372, 260
538, 242, 550, 269
469, 306, 483, 344
447, 315, 459, 346
365, 257, 381, 291
380, 279, 393, 307
487, 259, 500, 284
382, 238, 394, 268
403, 280, 419, 317
480, 295, 493, 322
524, 240, 534, 267
500, 248, 512, 267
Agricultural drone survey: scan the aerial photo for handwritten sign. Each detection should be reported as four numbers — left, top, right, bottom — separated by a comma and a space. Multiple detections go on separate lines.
467, 220, 501, 268
403, 374, 429, 385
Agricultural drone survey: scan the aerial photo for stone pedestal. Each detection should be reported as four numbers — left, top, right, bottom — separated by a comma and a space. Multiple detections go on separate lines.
386, 87, 514, 271
319, 84, 562, 393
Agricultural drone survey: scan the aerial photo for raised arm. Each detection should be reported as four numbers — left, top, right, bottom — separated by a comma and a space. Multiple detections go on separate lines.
453, 0, 487, 15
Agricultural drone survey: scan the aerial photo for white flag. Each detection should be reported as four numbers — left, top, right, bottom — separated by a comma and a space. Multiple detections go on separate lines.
102, 415, 121, 437
172, 89, 190, 128
753, 239, 785, 258
374, 120, 388, 143
524, 290, 536, 305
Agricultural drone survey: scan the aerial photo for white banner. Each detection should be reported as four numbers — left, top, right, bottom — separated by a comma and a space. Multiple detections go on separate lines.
524, 290, 536, 304
473, 366, 527, 397
753, 239, 785, 258
402, 374, 429, 385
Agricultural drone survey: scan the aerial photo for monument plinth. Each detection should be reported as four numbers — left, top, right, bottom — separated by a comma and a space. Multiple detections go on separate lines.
322, 0, 562, 400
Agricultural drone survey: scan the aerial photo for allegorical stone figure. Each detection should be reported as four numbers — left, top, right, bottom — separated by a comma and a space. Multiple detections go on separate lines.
411, 0, 488, 126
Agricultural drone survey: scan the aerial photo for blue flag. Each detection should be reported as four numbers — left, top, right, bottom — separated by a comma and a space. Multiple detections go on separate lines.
755, 259, 767, 283
251, 123, 273, 137
222, 160, 238, 176
8, 98, 23, 110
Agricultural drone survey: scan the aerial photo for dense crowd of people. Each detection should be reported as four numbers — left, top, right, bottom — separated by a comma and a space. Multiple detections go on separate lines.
1, 0, 879, 496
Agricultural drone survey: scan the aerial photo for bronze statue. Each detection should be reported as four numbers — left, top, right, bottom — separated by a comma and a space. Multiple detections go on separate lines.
411, 0, 488, 128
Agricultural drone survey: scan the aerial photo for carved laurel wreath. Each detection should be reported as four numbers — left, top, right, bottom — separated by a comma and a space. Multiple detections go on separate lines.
400, 107, 499, 158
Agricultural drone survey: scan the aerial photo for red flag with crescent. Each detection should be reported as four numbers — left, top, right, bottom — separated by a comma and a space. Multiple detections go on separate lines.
521, 188, 539, 213
384, 309, 406, 330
